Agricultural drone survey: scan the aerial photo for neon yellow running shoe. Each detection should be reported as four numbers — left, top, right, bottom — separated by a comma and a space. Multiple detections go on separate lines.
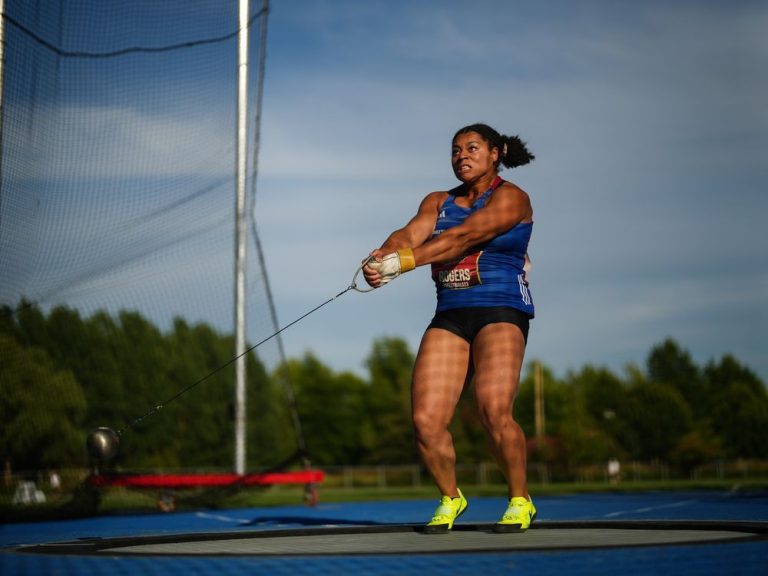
493, 496, 537, 533
423, 488, 468, 534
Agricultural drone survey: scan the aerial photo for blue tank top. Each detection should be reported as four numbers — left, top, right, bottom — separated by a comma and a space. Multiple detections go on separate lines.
430, 177, 534, 317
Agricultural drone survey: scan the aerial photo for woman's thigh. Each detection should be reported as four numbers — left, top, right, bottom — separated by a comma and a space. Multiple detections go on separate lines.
412, 328, 471, 427
471, 323, 527, 416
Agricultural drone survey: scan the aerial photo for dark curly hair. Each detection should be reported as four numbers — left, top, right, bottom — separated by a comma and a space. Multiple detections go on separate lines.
453, 123, 535, 169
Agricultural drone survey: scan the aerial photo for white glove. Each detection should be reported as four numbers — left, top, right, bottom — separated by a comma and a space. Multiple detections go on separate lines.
368, 248, 416, 286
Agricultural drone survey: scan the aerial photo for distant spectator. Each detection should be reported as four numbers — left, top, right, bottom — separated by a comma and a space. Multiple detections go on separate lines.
49, 470, 62, 495
608, 458, 621, 484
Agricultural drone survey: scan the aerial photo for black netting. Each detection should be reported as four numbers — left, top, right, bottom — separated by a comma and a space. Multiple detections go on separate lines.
0, 0, 300, 471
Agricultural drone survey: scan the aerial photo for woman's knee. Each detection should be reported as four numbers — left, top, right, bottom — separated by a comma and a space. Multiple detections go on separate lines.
412, 409, 448, 444
478, 404, 520, 438
477, 397, 510, 423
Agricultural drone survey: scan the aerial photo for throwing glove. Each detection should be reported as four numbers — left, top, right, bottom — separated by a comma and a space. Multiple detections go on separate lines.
369, 248, 416, 285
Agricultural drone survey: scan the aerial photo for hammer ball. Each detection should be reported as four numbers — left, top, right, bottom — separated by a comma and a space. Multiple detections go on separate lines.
86, 427, 120, 462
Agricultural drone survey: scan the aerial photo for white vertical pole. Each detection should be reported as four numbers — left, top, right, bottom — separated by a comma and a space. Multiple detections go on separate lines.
0, 0, 6, 187
234, 0, 250, 475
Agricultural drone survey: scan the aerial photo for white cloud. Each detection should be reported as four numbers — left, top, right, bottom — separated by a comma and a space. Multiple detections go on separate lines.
255, 0, 768, 381
6, 0, 766, 382
6, 103, 234, 183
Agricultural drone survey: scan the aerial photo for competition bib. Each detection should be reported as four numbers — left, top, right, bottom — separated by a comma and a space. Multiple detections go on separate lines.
431, 251, 482, 289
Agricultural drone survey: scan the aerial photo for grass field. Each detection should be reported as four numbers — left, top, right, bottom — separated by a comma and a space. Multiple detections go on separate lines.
3, 477, 767, 523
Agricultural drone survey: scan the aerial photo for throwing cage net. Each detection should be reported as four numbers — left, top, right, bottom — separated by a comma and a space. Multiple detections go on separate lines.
0, 0, 309, 488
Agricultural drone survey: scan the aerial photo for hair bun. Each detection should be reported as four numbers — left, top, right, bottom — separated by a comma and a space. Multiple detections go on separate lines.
501, 135, 535, 169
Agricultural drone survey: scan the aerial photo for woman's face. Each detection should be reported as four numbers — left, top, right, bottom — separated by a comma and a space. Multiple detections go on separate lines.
451, 131, 499, 182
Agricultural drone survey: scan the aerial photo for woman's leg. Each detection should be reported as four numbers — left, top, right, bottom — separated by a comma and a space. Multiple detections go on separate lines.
471, 323, 528, 498
411, 327, 471, 497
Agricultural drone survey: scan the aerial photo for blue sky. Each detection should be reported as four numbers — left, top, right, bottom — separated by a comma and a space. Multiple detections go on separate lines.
3, 0, 766, 384
254, 0, 768, 381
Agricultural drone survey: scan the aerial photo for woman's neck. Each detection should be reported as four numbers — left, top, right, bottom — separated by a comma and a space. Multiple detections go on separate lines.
457, 173, 499, 199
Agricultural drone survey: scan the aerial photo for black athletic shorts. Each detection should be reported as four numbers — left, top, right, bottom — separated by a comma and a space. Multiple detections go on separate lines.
427, 306, 531, 344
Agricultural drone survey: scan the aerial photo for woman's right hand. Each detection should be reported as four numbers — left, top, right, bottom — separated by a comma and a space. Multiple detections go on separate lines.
362, 251, 384, 287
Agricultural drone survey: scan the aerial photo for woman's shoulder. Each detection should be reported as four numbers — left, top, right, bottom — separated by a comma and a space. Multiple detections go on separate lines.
487, 180, 533, 220
419, 189, 451, 210
497, 179, 527, 194
492, 180, 531, 204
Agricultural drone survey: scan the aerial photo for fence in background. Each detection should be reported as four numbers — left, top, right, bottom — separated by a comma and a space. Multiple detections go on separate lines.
318, 459, 768, 489
3, 459, 767, 509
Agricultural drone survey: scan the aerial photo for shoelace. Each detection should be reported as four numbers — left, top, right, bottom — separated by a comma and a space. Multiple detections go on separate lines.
433, 497, 459, 519
503, 502, 529, 519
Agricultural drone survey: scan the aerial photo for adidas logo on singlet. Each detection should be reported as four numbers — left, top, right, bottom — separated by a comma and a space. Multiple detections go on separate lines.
439, 210, 446, 218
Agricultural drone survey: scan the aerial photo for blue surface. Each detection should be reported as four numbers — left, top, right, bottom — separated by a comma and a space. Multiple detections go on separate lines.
2, 490, 767, 575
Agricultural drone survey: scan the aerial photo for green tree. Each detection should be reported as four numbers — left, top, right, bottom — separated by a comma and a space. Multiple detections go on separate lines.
78, 311, 127, 436
364, 337, 416, 463
247, 346, 297, 469
3, 303, 308, 471
623, 366, 693, 460
102, 310, 179, 468
284, 353, 369, 465
554, 367, 617, 466
515, 361, 566, 464
7, 300, 767, 474
13, 301, 51, 352
705, 355, 768, 458
669, 429, 722, 476
0, 336, 88, 470
164, 318, 235, 469
647, 339, 706, 418
0, 304, 22, 339
563, 365, 627, 462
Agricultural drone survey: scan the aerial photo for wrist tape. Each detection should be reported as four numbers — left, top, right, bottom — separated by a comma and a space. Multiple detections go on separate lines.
397, 248, 416, 272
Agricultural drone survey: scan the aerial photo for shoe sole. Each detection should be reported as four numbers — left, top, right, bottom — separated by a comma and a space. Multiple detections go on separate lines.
492, 512, 537, 534
423, 524, 450, 534
422, 500, 468, 534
